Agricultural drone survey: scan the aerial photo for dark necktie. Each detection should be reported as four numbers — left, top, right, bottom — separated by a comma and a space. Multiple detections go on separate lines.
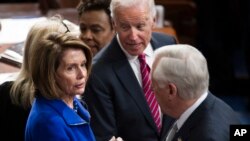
138, 53, 161, 133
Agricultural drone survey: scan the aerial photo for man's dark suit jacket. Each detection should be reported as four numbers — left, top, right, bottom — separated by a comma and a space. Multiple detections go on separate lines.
164, 92, 241, 141
84, 32, 176, 141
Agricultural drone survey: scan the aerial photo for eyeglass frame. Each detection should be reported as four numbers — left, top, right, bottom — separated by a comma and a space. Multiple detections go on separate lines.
61, 20, 70, 33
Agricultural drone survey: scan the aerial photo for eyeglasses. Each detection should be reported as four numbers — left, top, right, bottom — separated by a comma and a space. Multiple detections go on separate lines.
61, 20, 70, 33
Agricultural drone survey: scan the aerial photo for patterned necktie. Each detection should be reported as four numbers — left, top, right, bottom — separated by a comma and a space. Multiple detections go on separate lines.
138, 54, 161, 133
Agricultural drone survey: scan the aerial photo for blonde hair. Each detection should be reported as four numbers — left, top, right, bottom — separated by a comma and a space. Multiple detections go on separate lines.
10, 15, 77, 108
30, 32, 92, 99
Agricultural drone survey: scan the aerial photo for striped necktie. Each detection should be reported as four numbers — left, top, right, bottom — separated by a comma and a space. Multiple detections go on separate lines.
138, 53, 161, 133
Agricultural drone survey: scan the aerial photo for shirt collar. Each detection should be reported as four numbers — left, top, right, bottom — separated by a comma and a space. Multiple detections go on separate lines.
116, 34, 154, 62
176, 91, 208, 130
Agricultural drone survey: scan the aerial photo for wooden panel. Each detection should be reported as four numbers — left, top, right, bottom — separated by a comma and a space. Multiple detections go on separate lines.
47, 8, 79, 24
0, 3, 41, 18
55, 0, 80, 8
39, 0, 80, 14
155, 0, 197, 44
153, 27, 179, 43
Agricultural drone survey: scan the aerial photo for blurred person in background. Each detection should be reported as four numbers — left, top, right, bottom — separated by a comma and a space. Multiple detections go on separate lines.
77, 0, 115, 56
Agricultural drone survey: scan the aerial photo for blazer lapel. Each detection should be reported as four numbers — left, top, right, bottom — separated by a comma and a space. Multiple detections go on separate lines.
173, 93, 214, 141
110, 37, 159, 133
114, 57, 159, 132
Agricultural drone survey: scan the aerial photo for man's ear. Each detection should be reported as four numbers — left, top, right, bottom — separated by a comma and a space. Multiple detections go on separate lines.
152, 17, 156, 28
168, 83, 177, 98
112, 19, 117, 32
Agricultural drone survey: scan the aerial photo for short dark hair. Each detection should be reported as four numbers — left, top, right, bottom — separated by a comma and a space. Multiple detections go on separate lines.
77, 0, 112, 29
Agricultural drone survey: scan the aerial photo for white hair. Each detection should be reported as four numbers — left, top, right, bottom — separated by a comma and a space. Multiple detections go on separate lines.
152, 44, 209, 99
110, 0, 156, 19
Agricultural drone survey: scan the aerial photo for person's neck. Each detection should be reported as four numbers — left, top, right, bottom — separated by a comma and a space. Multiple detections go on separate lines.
62, 96, 74, 109
172, 98, 197, 119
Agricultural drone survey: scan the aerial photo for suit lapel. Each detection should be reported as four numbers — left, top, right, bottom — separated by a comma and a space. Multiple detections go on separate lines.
173, 93, 214, 141
113, 57, 158, 132
110, 37, 159, 133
